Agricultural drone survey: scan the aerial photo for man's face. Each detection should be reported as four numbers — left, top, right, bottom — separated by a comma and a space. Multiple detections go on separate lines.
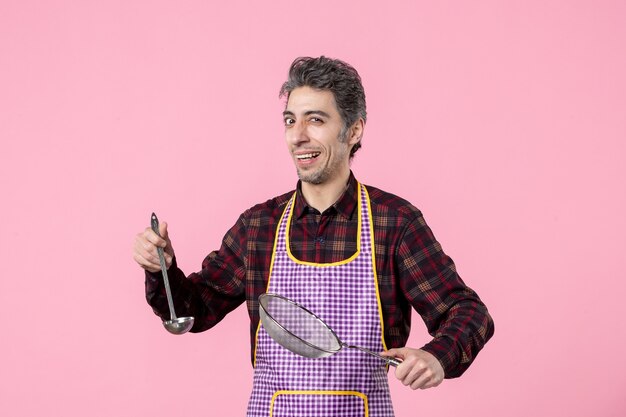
283, 86, 358, 185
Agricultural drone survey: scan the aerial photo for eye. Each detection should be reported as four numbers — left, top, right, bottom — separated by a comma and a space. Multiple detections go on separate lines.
284, 117, 295, 126
309, 117, 323, 124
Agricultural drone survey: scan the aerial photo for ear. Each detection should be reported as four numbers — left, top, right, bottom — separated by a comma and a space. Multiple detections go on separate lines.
347, 118, 364, 146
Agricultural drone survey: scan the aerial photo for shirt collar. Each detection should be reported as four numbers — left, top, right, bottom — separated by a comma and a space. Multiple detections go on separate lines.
293, 172, 358, 220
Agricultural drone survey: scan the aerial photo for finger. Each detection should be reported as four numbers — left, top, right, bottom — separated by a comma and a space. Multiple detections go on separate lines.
143, 227, 167, 248
399, 358, 427, 387
408, 366, 433, 390
138, 232, 173, 268
407, 359, 444, 390
380, 348, 399, 357
379, 349, 403, 368
381, 347, 408, 360
159, 221, 168, 240
418, 377, 443, 390
134, 234, 161, 264
133, 251, 161, 273
412, 369, 443, 390
164, 252, 173, 269
394, 354, 417, 381
134, 242, 161, 269
158, 223, 176, 258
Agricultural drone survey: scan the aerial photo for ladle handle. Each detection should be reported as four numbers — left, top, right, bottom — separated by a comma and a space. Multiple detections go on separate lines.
151, 213, 177, 321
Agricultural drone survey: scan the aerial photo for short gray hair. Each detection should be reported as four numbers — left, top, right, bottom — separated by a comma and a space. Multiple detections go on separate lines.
279, 56, 367, 158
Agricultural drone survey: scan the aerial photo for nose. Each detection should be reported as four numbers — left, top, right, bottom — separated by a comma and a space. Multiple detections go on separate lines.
286, 120, 310, 146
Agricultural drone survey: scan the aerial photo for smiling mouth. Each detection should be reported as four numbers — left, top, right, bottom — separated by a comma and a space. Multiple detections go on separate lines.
295, 152, 321, 161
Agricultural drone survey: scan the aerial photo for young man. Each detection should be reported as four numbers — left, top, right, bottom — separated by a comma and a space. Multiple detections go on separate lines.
133, 56, 494, 417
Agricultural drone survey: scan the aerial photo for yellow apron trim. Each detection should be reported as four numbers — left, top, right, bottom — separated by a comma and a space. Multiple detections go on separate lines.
253, 196, 294, 367
363, 186, 388, 352
253, 183, 387, 364
285, 182, 363, 267
269, 390, 369, 417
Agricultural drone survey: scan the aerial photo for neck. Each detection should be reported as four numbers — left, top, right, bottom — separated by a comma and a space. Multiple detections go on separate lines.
301, 169, 351, 213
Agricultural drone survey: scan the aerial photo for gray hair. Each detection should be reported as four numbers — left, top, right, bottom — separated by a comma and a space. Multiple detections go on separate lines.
279, 56, 367, 158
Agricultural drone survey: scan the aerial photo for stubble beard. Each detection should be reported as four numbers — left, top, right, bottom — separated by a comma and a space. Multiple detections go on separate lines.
297, 132, 349, 185
297, 163, 331, 185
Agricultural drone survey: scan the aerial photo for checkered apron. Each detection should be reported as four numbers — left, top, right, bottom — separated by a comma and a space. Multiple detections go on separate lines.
247, 183, 395, 417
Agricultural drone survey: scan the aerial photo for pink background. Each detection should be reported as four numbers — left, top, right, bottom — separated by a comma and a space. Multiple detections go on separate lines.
1, 1, 625, 416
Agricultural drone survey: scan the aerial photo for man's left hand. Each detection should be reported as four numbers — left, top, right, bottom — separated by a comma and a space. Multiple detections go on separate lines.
380, 347, 444, 390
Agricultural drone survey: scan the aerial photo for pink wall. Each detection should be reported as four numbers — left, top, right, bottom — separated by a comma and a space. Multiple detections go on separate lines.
1, 1, 625, 416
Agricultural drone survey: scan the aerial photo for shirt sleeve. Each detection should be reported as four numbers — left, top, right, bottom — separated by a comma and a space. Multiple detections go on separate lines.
395, 211, 495, 378
145, 213, 248, 332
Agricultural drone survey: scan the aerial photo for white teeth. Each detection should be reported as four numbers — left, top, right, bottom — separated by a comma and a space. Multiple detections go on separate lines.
296, 152, 321, 160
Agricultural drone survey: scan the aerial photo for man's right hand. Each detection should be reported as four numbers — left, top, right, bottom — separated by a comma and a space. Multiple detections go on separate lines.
133, 221, 175, 273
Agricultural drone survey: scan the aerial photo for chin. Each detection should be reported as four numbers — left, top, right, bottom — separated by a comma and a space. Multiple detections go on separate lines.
297, 169, 327, 185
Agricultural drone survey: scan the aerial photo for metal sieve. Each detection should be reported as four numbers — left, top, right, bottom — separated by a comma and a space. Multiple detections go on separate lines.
258, 293, 401, 367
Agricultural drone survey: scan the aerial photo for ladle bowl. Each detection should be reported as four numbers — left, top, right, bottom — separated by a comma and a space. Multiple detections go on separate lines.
163, 317, 195, 335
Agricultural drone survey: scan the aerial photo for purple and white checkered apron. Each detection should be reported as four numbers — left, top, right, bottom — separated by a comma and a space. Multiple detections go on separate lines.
247, 183, 395, 417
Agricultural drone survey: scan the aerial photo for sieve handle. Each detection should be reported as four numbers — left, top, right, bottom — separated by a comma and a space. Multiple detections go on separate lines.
385, 357, 403, 367
344, 344, 403, 367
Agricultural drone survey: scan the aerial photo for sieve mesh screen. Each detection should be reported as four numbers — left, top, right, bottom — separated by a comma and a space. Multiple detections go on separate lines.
259, 293, 341, 359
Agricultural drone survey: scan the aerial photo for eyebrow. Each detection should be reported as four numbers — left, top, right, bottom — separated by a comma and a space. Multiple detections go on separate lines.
283, 110, 332, 118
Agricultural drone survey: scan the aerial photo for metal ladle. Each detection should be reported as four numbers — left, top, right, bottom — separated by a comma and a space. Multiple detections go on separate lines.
151, 212, 194, 335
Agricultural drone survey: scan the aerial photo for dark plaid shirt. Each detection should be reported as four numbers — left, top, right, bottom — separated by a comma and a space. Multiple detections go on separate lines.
146, 173, 494, 378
